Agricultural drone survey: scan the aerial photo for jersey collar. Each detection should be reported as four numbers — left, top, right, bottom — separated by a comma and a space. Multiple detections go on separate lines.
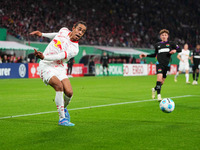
160, 41, 168, 43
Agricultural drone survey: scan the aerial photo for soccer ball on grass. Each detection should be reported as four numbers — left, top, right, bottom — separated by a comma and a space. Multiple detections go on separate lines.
159, 98, 175, 113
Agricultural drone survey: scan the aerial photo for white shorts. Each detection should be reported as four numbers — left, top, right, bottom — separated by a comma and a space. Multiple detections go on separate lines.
178, 62, 189, 72
37, 62, 68, 85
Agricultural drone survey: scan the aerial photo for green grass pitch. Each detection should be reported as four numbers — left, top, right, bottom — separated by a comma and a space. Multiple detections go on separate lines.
0, 75, 199, 150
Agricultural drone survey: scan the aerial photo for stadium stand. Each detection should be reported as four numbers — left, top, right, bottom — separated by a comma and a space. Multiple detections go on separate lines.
0, 0, 200, 48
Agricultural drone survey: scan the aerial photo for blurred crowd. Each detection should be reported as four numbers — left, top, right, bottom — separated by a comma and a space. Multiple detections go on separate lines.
0, 52, 36, 63
0, 0, 200, 48
0, 54, 26, 63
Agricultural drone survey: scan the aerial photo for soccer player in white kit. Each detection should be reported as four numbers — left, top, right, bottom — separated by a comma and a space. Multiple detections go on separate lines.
174, 44, 191, 83
30, 21, 87, 126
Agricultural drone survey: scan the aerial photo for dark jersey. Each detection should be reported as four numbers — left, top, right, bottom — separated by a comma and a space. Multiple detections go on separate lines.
101, 55, 109, 65
147, 41, 181, 66
68, 57, 74, 67
192, 49, 200, 64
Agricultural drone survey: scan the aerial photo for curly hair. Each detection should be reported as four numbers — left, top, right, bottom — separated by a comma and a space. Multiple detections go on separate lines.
159, 29, 169, 35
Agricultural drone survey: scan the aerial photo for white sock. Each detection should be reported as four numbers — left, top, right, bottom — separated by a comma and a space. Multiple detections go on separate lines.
175, 72, 179, 78
55, 91, 65, 121
185, 73, 189, 82
64, 95, 72, 108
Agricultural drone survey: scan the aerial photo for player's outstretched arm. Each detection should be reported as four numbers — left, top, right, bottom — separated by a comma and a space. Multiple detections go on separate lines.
169, 49, 177, 54
30, 31, 58, 39
43, 51, 67, 61
34, 49, 44, 60
139, 54, 147, 58
42, 32, 58, 39
34, 48, 66, 61
170, 43, 181, 54
30, 31, 42, 37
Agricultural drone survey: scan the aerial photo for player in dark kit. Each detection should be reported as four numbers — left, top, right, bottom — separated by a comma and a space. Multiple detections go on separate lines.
140, 29, 181, 101
67, 57, 74, 77
191, 44, 200, 85
101, 52, 109, 76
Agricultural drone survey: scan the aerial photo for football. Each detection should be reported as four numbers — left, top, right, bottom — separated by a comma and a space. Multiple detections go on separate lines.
159, 98, 175, 113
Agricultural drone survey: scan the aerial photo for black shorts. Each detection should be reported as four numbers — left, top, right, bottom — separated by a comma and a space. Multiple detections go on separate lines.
103, 64, 108, 68
156, 64, 168, 78
192, 62, 200, 71
68, 64, 73, 69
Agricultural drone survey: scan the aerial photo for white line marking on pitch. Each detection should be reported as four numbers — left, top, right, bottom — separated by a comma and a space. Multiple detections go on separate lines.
0, 95, 194, 120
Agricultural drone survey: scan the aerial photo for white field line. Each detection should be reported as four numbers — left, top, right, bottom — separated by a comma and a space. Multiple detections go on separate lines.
0, 95, 194, 120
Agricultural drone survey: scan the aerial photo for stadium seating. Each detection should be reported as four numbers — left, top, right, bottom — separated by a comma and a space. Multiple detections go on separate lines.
0, 0, 199, 48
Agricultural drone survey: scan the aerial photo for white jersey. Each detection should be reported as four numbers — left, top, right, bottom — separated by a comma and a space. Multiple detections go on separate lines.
178, 49, 190, 64
40, 27, 79, 68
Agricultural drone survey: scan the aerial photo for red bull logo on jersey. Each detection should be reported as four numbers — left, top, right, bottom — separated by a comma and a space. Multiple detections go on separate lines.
166, 44, 170, 47
53, 39, 62, 50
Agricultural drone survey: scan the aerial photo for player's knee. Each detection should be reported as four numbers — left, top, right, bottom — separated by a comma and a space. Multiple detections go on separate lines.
157, 78, 162, 82
49, 76, 64, 91
65, 90, 73, 98
54, 83, 63, 91
157, 74, 163, 81
69, 91, 73, 97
